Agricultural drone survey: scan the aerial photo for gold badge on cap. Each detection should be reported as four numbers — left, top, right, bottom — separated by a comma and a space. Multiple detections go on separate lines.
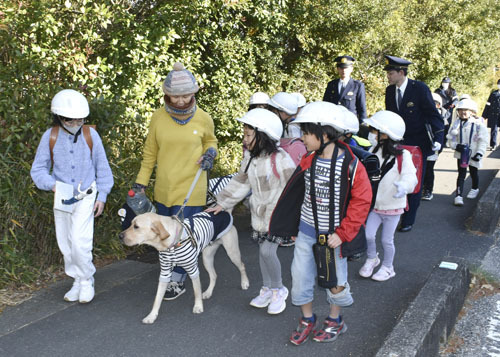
341, 58, 347, 63
385, 58, 389, 65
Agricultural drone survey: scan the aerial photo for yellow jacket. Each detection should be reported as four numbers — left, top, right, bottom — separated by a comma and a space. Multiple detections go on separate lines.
136, 107, 217, 206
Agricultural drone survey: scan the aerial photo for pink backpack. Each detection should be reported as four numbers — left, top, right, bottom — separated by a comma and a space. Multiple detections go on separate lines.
270, 138, 307, 178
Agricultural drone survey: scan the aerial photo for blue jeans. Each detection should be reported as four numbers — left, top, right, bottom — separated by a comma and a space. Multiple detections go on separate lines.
291, 231, 353, 307
156, 203, 203, 282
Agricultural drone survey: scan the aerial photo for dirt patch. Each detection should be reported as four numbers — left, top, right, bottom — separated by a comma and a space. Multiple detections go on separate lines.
440, 274, 500, 354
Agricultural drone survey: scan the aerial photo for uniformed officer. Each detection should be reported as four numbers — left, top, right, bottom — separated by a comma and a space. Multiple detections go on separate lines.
384, 55, 444, 232
481, 79, 500, 150
323, 55, 367, 126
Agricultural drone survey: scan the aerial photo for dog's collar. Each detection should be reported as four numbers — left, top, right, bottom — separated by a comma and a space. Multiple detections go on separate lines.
170, 215, 197, 250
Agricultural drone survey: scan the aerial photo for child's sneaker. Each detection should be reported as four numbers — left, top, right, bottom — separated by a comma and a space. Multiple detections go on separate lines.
279, 237, 295, 247
267, 286, 288, 315
359, 255, 380, 278
78, 278, 95, 303
290, 316, 316, 346
64, 278, 80, 302
421, 190, 433, 201
454, 195, 464, 206
163, 282, 186, 301
249, 286, 272, 308
466, 188, 479, 199
312, 317, 347, 343
371, 265, 396, 282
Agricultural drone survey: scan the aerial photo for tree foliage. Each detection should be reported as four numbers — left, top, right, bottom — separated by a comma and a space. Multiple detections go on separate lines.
1, 0, 499, 287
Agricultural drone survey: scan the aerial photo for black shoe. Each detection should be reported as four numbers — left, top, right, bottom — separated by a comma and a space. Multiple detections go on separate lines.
421, 191, 433, 201
398, 225, 412, 233
163, 282, 186, 301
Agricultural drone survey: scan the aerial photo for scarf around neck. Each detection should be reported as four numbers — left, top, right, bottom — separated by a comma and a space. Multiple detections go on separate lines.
164, 96, 197, 125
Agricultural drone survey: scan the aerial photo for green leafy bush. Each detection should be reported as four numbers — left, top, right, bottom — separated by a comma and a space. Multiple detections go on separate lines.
1, 0, 499, 288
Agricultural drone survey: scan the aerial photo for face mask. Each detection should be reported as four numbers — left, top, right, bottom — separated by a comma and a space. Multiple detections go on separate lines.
441, 83, 449, 90
368, 132, 378, 147
63, 123, 82, 135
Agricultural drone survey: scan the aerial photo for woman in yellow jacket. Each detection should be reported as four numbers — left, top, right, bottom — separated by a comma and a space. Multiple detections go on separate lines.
134, 62, 217, 300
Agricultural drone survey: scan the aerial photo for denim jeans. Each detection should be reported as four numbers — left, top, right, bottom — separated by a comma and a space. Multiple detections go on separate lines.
291, 230, 352, 307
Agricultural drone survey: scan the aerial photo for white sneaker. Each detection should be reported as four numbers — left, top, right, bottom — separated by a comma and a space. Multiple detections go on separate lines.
64, 278, 80, 302
466, 188, 479, 199
454, 196, 464, 206
79, 278, 95, 303
372, 265, 396, 282
359, 255, 380, 278
267, 286, 289, 315
250, 287, 272, 308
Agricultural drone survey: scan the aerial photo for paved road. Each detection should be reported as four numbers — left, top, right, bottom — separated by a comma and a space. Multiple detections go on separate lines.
1, 148, 499, 357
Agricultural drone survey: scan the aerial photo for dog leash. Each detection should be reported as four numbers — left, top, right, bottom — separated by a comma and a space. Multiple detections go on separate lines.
171, 168, 203, 249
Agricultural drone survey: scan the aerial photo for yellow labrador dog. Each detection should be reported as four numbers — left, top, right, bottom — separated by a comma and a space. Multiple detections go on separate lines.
119, 211, 249, 324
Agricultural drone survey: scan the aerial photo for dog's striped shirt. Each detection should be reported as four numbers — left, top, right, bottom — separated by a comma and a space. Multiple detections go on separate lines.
158, 211, 233, 282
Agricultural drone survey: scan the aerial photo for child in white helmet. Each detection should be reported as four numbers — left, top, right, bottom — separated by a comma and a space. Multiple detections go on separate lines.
268, 92, 300, 138
31, 89, 114, 303
248, 91, 270, 110
360, 111, 417, 282
447, 98, 488, 206
206, 108, 296, 315
269, 101, 372, 345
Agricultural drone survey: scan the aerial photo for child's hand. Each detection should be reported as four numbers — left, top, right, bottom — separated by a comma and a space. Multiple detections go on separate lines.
205, 204, 223, 215
393, 181, 407, 198
327, 233, 342, 248
94, 200, 105, 217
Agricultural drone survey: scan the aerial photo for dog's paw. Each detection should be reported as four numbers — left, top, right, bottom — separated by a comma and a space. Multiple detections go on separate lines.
202, 290, 213, 299
192, 304, 204, 314
142, 313, 158, 324
241, 278, 250, 290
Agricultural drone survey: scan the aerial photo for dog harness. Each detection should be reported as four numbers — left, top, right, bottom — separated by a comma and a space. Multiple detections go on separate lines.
158, 211, 233, 282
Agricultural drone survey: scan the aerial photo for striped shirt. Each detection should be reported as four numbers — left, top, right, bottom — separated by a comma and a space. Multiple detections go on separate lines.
158, 211, 232, 282
299, 155, 344, 237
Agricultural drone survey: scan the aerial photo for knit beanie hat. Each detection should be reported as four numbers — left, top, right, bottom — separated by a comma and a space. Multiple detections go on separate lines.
162, 62, 199, 96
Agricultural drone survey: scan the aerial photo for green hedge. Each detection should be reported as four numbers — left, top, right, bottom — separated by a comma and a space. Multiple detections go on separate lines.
1, 0, 499, 288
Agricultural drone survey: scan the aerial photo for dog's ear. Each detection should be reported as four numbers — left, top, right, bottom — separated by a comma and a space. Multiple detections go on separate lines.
151, 220, 170, 240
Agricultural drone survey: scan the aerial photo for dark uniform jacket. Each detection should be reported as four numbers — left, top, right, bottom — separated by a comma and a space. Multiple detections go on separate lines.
323, 78, 367, 122
482, 90, 500, 128
385, 78, 444, 157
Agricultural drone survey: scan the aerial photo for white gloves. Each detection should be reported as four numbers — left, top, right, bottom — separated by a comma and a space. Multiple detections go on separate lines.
393, 181, 407, 198
432, 142, 441, 152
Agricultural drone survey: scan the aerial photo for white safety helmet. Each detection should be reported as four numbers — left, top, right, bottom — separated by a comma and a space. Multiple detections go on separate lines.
458, 94, 470, 101
292, 92, 307, 108
364, 110, 406, 141
338, 106, 359, 134
236, 108, 283, 142
456, 98, 478, 113
292, 101, 346, 134
248, 91, 270, 106
51, 89, 90, 119
431, 93, 442, 106
268, 92, 298, 115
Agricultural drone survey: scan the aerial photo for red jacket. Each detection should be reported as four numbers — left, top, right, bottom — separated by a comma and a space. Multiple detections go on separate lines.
269, 141, 372, 252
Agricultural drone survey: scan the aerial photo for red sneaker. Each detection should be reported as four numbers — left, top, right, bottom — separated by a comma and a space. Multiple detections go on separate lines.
289, 317, 316, 346
312, 318, 347, 343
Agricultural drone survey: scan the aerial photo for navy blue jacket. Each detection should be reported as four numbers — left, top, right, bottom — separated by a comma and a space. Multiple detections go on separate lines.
482, 90, 500, 128
323, 78, 367, 122
385, 79, 444, 157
